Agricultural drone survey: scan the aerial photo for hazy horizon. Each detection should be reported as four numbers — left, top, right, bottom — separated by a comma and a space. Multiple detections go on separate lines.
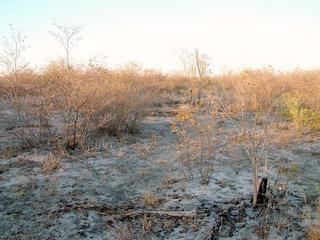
1, 0, 320, 73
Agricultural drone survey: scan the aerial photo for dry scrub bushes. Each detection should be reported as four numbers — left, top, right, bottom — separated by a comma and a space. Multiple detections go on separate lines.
280, 72, 320, 131
1, 61, 156, 150
214, 69, 277, 206
1, 70, 54, 146
171, 102, 218, 184
216, 68, 281, 112
215, 68, 320, 208
215, 68, 320, 130
171, 67, 320, 205
168, 67, 320, 186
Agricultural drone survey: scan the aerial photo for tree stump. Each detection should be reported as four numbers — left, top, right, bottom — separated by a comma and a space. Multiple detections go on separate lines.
257, 177, 268, 204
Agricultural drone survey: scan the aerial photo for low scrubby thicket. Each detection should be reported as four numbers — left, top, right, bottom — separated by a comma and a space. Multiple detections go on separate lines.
1, 65, 320, 150
215, 68, 320, 130
0, 61, 161, 149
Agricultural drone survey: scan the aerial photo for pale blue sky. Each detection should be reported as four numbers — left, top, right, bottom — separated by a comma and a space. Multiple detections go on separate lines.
1, 0, 320, 72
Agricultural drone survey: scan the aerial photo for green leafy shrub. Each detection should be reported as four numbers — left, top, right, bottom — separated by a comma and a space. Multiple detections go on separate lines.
282, 93, 320, 130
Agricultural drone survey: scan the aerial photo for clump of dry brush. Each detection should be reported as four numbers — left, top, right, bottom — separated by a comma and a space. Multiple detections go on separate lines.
1, 61, 157, 150
0, 24, 168, 151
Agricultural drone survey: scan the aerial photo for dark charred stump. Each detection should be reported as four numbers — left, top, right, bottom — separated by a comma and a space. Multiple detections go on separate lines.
257, 177, 268, 204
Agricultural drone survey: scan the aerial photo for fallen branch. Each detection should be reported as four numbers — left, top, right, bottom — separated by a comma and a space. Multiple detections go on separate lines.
124, 210, 197, 218
193, 214, 220, 240
49, 201, 198, 219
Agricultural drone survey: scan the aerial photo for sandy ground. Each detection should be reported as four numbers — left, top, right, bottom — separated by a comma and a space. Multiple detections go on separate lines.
0, 100, 319, 239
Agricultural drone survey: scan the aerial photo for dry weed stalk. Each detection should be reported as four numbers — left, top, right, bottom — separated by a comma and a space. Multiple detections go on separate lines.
141, 214, 153, 236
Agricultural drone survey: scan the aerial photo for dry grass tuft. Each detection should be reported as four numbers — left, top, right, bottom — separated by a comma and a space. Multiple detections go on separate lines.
161, 175, 178, 187
142, 192, 159, 207
309, 226, 320, 240
308, 201, 320, 240
41, 152, 62, 173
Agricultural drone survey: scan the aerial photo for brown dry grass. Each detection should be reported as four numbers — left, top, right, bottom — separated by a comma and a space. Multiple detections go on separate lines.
142, 192, 159, 206
308, 224, 320, 240
142, 192, 159, 207
41, 152, 62, 173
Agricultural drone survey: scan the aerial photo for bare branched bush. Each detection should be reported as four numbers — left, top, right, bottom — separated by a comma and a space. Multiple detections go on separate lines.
177, 48, 211, 105
1, 59, 156, 150
221, 68, 280, 112
218, 68, 320, 120
238, 111, 273, 207
50, 23, 83, 69
38, 62, 154, 149
0, 24, 28, 81
217, 71, 276, 206
0, 25, 45, 146
172, 103, 217, 184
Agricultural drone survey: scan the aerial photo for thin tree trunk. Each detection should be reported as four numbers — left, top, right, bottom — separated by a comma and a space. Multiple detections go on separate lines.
252, 158, 258, 207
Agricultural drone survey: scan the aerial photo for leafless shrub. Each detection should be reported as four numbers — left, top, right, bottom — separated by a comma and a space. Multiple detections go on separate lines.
0, 25, 47, 146
218, 85, 274, 206
172, 103, 217, 184
1, 55, 155, 150
40, 62, 154, 149
50, 22, 83, 69
177, 48, 211, 105
215, 68, 320, 207
0, 24, 28, 82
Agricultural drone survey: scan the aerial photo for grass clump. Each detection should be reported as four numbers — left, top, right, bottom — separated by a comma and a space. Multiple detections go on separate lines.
41, 152, 62, 173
